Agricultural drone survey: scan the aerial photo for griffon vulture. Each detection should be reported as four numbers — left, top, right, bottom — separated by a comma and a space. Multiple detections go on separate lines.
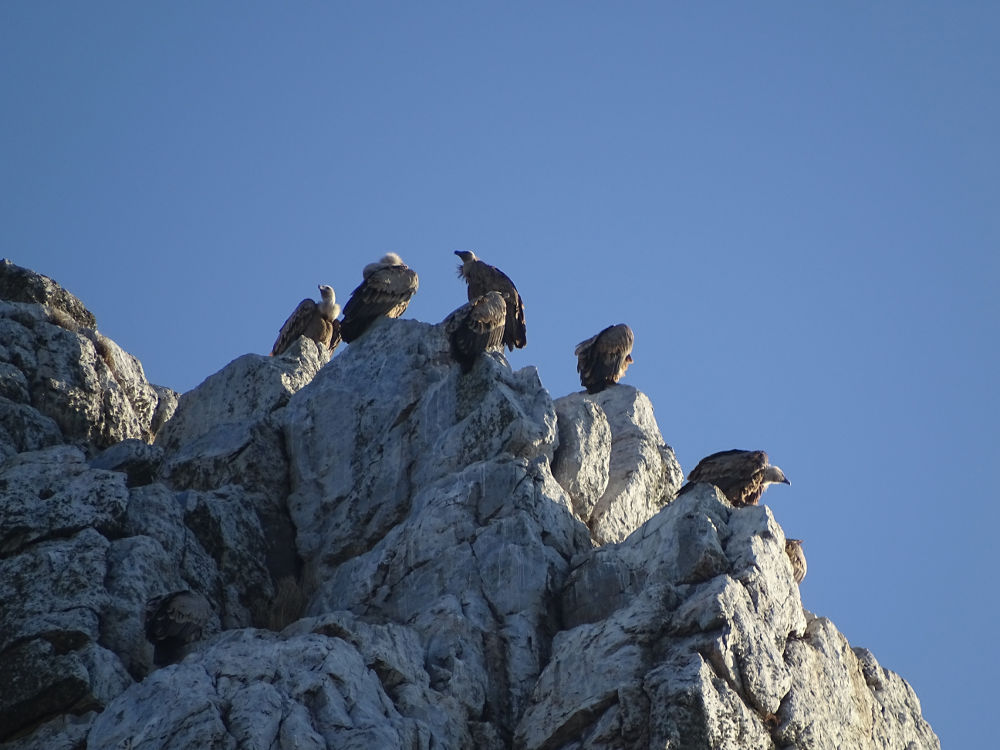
785, 538, 807, 584
145, 590, 213, 666
448, 291, 507, 373
575, 324, 634, 394
341, 253, 419, 342
454, 250, 526, 350
270, 284, 341, 356
680, 449, 789, 507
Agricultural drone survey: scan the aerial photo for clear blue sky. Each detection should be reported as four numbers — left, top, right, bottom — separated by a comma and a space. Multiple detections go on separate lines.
3, 3, 997, 745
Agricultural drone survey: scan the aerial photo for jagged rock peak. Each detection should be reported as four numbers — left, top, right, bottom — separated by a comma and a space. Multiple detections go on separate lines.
0, 260, 177, 457
0, 267, 940, 749
0, 258, 96, 329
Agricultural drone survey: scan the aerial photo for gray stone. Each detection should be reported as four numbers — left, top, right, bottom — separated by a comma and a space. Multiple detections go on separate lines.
0, 712, 96, 750
776, 615, 940, 750
89, 438, 165, 487
86, 629, 436, 750
0, 258, 96, 329
155, 337, 325, 456
0, 264, 940, 749
552, 395, 611, 520
553, 386, 683, 544
0, 446, 129, 557
0, 263, 172, 454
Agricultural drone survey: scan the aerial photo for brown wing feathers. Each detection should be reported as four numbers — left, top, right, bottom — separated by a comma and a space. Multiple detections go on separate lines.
449, 291, 507, 373
575, 324, 634, 393
341, 254, 419, 343
455, 251, 526, 350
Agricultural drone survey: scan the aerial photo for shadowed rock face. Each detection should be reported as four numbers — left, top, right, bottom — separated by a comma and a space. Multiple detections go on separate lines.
0, 260, 176, 458
0, 267, 940, 750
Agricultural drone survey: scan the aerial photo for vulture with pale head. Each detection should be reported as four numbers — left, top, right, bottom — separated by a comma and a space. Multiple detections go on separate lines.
341, 253, 419, 342
785, 538, 807, 584
680, 449, 789, 507
575, 324, 635, 393
448, 291, 507, 373
270, 284, 341, 356
454, 250, 526, 350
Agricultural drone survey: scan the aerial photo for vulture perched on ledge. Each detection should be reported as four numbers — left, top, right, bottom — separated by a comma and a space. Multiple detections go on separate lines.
454, 250, 526, 351
145, 590, 213, 667
679, 449, 789, 507
448, 291, 507, 373
270, 284, 341, 356
785, 538, 807, 584
575, 323, 634, 394
341, 253, 419, 343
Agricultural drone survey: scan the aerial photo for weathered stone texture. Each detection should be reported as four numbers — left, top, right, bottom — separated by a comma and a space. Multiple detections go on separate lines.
553, 386, 684, 545
0, 268, 939, 750
0, 261, 174, 456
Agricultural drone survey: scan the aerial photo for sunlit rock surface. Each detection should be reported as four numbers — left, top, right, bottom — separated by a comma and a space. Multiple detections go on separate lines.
0, 264, 939, 749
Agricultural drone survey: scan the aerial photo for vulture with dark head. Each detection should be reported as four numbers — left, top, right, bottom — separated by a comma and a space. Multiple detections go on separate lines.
340, 253, 419, 342
144, 590, 213, 666
785, 538, 807, 584
448, 291, 507, 373
454, 250, 526, 350
680, 449, 789, 507
575, 324, 634, 393
270, 284, 341, 356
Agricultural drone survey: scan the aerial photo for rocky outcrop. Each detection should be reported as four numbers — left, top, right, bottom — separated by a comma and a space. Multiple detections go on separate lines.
0, 264, 939, 749
520, 483, 936, 749
0, 260, 175, 458
553, 387, 683, 544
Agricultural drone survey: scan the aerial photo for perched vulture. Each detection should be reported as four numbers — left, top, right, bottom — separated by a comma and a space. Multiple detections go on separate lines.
454, 250, 526, 350
680, 449, 789, 507
785, 538, 807, 584
144, 590, 213, 666
575, 324, 635, 394
341, 253, 419, 342
448, 291, 507, 373
270, 284, 341, 356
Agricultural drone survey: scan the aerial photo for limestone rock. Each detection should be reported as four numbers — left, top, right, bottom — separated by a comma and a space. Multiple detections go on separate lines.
776, 616, 940, 750
516, 484, 937, 750
89, 438, 165, 487
155, 337, 326, 456
155, 337, 325, 500
0, 396, 63, 462
153, 337, 328, 589
281, 317, 584, 739
553, 386, 683, 544
0, 261, 171, 453
551, 396, 611, 519
282, 317, 562, 574
0, 265, 940, 749
0, 446, 128, 558
88, 628, 445, 750
0, 258, 95, 329
0, 447, 268, 743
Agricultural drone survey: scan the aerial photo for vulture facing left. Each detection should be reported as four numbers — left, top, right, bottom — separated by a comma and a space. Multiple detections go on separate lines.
575, 323, 635, 394
455, 250, 526, 350
270, 284, 341, 356
341, 253, 419, 343
679, 449, 790, 507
